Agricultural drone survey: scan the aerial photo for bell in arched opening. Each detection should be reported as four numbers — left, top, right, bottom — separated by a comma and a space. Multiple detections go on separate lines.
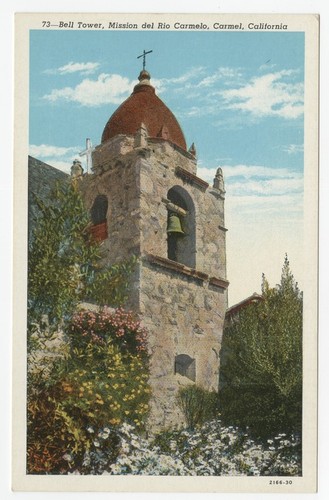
167, 212, 184, 262
167, 213, 185, 235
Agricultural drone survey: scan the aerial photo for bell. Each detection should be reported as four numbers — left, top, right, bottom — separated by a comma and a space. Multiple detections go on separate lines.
167, 213, 185, 235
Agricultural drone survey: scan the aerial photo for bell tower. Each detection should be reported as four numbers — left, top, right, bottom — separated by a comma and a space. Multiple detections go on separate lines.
79, 65, 229, 430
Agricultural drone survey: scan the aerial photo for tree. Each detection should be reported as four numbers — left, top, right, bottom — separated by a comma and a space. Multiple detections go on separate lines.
219, 256, 303, 439
28, 179, 136, 338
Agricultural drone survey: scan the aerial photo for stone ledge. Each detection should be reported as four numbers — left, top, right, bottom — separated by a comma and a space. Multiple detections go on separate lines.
209, 276, 230, 290
145, 254, 208, 282
145, 253, 229, 290
175, 166, 209, 191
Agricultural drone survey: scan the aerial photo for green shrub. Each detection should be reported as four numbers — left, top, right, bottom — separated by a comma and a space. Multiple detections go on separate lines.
219, 256, 302, 440
177, 385, 218, 430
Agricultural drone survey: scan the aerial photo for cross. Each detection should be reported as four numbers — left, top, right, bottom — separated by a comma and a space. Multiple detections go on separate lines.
137, 49, 153, 71
79, 138, 94, 173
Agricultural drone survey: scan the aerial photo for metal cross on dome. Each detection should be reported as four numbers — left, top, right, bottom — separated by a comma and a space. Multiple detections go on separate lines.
137, 49, 153, 70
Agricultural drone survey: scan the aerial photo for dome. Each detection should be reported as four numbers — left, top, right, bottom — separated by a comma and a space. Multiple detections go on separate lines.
101, 71, 187, 150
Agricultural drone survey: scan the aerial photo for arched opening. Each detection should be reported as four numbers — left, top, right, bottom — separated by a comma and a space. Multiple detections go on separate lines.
90, 195, 108, 242
175, 354, 196, 382
166, 186, 196, 268
91, 195, 108, 225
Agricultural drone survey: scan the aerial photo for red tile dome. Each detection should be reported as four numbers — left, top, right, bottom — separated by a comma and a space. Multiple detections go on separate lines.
101, 71, 187, 150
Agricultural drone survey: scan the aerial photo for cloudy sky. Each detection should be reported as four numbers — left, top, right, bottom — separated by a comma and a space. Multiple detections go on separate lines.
29, 29, 305, 305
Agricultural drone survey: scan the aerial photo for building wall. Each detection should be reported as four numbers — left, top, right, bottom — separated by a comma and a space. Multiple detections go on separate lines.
79, 135, 228, 430
140, 262, 226, 430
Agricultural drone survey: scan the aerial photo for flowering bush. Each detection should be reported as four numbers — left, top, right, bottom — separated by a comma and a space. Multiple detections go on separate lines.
68, 308, 148, 355
27, 308, 150, 474
59, 343, 150, 430
151, 422, 301, 476
89, 420, 301, 477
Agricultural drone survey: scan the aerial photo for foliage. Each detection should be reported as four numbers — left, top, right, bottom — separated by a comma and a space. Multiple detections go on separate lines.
27, 382, 91, 474
28, 180, 136, 338
67, 420, 301, 476
79, 425, 121, 475
177, 385, 218, 430
27, 309, 151, 474
68, 308, 148, 355
219, 255, 303, 439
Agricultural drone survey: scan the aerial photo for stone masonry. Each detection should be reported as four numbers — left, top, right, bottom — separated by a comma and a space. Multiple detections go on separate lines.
79, 130, 229, 431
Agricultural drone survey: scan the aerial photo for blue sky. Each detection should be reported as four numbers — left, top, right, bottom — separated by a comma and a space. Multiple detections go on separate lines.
29, 29, 305, 305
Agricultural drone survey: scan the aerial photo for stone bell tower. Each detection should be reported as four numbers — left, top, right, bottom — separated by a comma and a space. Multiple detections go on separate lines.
79, 66, 229, 430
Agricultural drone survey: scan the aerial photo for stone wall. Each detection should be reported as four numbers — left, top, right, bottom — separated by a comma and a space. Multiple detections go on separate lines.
79, 134, 228, 430
140, 260, 226, 431
138, 139, 227, 280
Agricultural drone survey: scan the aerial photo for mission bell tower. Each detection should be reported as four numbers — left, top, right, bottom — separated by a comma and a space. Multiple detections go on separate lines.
78, 65, 229, 430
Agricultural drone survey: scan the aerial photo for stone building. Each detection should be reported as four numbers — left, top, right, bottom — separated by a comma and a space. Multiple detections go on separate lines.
77, 68, 229, 430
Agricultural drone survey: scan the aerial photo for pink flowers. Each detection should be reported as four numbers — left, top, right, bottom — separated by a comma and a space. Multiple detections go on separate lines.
69, 308, 148, 354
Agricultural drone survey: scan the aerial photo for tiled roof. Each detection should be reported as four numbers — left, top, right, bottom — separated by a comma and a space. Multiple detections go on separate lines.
101, 71, 187, 151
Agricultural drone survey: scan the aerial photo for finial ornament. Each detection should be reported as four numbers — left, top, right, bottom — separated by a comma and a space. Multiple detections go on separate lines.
137, 49, 153, 71
134, 122, 148, 148
188, 142, 197, 158
71, 159, 83, 178
213, 167, 225, 193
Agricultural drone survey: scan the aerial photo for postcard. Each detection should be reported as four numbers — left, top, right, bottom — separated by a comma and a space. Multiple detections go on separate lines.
12, 12, 318, 493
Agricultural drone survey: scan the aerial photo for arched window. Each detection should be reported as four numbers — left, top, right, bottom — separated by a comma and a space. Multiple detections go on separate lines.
90, 195, 108, 242
91, 195, 108, 224
166, 186, 196, 268
175, 354, 196, 382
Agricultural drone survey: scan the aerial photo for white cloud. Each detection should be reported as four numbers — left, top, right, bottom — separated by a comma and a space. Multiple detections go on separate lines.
197, 163, 303, 223
29, 144, 79, 158
229, 177, 303, 196
283, 144, 304, 155
45, 61, 100, 75
197, 67, 243, 88
160, 67, 205, 87
29, 144, 85, 173
223, 164, 302, 180
41, 160, 73, 174
58, 61, 100, 75
43, 73, 134, 106
171, 68, 303, 123
259, 62, 277, 72
198, 164, 302, 182
221, 70, 304, 119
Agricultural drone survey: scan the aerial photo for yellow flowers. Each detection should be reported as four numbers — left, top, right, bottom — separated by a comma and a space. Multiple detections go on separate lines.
55, 335, 151, 434
62, 382, 73, 393
95, 394, 104, 405
109, 418, 121, 425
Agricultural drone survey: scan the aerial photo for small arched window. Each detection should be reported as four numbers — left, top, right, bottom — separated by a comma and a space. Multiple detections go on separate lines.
166, 186, 196, 268
175, 354, 196, 382
91, 195, 108, 225
90, 195, 108, 242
